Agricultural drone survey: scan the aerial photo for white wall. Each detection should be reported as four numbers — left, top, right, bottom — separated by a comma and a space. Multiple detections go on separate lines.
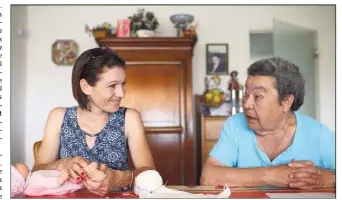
11, 6, 28, 164
11, 5, 335, 168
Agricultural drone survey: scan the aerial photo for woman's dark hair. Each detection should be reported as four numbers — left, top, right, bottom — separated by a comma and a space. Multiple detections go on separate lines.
72, 47, 126, 110
247, 57, 306, 111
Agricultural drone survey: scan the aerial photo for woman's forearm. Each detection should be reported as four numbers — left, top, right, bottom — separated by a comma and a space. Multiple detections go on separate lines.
108, 170, 133, 189
110, 167, 155, 189
201, 165, 269, 187
32, 160, 62, 172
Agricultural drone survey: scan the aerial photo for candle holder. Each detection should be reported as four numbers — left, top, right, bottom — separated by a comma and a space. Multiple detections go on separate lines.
230, 88, 244, 115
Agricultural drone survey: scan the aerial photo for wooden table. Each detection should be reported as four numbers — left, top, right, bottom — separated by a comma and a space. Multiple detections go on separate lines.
19, 185, 336, 198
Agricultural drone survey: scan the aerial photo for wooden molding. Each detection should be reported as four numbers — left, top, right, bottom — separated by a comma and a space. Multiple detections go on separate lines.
96, 37, 197, 49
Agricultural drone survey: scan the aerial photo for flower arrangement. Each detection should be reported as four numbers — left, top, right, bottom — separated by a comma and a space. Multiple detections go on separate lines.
85, 22, 116, 39
128, 8, 159, 36
204, 76, 225, 107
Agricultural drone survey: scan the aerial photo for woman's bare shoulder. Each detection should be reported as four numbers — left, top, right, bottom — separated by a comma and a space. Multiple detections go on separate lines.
124, 107, 141, 120
49, 107, 66, 116
47, 107, 67, 123
124, 108, 143, 137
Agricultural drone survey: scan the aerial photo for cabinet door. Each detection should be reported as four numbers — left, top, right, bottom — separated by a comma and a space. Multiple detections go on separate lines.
121, 63, 186, 185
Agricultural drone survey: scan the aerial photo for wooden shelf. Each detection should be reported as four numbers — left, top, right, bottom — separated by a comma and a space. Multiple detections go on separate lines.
95, 37, 197, 49
95, 37, 198, 62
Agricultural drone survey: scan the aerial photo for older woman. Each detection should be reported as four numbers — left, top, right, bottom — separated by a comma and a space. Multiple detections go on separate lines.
201, 57, 335, 189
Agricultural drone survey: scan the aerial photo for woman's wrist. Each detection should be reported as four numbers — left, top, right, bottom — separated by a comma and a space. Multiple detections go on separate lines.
119, 170, 134, 191
321, 169, 335, 188
108, 169, 134, 191
259, 166, 270, 185
56, 159, 66, 171
110, 168, 153, 191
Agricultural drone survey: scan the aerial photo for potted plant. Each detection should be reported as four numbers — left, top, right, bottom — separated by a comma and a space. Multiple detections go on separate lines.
128, 8, 159, 37
85, 22, 116, 39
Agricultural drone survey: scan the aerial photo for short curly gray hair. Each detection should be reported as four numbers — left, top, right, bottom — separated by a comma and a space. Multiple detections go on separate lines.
247, 57, 306, 111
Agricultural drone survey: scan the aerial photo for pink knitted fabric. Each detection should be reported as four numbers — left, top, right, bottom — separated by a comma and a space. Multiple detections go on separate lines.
11, 165, 26, 197
23, 170, 84, 196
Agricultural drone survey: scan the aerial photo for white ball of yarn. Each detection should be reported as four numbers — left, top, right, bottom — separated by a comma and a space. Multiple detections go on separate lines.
134, 170, 163, 196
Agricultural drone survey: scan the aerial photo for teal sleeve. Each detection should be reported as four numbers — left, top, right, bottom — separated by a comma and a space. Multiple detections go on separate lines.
319, 125, 336, 170
209, 117, 239, 167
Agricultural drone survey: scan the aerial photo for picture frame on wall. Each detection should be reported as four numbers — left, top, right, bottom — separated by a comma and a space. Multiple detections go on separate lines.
206, 43, 229, 75
52, 40, 79, 66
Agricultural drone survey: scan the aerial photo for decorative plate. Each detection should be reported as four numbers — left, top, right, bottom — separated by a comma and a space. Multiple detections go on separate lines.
52, 40, 78, 66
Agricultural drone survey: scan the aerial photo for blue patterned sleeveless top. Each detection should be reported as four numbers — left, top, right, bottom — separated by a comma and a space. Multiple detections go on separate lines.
59, 106, 128, 170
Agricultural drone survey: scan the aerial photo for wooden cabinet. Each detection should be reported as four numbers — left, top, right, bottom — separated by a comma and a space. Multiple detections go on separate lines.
96, 37, 197, 185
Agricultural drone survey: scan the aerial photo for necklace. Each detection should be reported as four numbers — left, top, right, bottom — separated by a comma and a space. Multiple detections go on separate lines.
84, 132, 100, 138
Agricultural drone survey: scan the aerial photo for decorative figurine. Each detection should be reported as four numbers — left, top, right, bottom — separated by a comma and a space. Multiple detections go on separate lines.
228, 70, 241, 91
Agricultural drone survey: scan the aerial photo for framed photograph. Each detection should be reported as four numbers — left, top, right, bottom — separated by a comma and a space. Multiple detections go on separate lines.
206, 43, 229, 75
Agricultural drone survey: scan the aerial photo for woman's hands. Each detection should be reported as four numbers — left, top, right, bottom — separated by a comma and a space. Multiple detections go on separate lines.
287, 160, 335, 189
57, 158, 134, 196
82, 164, 114, 196
265, 164, 294, 188
266, 160, 335, 189
82, 164, 133, 196
56, 156, 90, 184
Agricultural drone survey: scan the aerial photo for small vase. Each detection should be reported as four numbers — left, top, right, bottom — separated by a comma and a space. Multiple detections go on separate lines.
92, 30, 108, 39
136, 30, 154, 37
